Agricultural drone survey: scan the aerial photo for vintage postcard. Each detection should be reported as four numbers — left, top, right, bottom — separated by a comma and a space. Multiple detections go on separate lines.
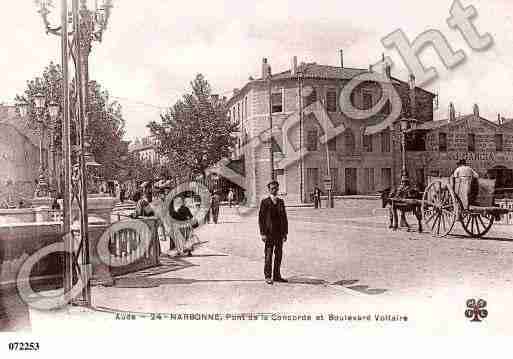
1, 0, 513, 354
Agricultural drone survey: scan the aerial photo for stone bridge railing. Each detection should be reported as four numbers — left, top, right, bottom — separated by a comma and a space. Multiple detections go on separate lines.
0, 216, 161, 290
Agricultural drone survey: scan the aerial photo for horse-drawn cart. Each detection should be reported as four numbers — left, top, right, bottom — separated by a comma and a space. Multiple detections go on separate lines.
393, 176, 510, 238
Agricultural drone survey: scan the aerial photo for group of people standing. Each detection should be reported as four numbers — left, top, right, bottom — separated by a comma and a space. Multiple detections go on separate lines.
134, 180, 198, 256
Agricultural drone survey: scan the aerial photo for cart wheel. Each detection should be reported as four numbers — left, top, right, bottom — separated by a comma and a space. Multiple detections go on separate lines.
422, 180, 458, 237
460, 211, 494, 238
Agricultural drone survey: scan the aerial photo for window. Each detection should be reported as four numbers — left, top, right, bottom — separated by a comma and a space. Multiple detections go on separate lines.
326, 88, 337, 112
364, 168, 375, 192
237, 103, 240, 121
275, 169, 285, 194
495, 134, 503, 152
328, 138, 336, 152
305, 87, 317, 107
307, 129, 318, 151
468, 133, 475, 152
330, 168, 339, 194
439, 133, 447, 152
244, 97, 248, 119
381, 129, 391, 152
363, 91, 373, 110
381, 168, 392, 190
363, 135, 373, 152
271, 91, 283, 113
343, 129, 355, 155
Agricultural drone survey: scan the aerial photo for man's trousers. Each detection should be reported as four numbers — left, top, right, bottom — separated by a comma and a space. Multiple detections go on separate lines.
264, 236, 283, 280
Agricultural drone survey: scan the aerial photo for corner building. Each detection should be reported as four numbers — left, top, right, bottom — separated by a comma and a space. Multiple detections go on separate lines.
227, 56, 436, 204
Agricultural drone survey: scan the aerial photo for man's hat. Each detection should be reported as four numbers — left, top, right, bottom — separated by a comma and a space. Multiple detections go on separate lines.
400, 173, 410, 182
267, 180, 279, 188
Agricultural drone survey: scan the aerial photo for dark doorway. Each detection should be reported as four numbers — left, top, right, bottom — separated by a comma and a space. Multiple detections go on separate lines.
487, 166, 513, 197
345, 168, 357, 195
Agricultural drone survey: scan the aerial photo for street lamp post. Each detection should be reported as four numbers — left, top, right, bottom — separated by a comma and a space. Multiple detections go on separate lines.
17, 93, 60, 198
399, 117, 418, 176
32, 0, 114, 307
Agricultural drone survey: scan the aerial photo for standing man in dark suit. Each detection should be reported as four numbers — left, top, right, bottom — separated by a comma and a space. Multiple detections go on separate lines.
258, 180, 288, 285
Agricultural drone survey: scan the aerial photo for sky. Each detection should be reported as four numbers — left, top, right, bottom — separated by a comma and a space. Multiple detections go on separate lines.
1, 0, 513, 142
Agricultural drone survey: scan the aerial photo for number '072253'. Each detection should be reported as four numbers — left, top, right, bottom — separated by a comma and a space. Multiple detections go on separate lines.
8, 342, 40, 351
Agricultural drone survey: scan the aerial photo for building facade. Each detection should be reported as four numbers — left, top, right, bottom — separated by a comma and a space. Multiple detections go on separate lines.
227, 56, 436, 204
407, 108, 513, 197
129, 136, 166, 166
0, 106, 51, 207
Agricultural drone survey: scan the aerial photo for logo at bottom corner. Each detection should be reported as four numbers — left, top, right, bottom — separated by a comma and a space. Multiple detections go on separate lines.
465, 298, 488, 322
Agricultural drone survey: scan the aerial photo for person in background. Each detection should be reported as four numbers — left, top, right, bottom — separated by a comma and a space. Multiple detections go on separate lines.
169, 195, 197, 256
150, 182, 173, 253
51, 198, 61, 210
258, 180, 288, 285
227, 188, 235, 208
452, 159, 479, 209
210, 190, 221, 224
313, 186, 322, 209
135, 182, 154, 217
120, 185, 126, 203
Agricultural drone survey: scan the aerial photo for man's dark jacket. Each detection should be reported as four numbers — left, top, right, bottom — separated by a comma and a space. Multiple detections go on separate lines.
258, 197, 288, 239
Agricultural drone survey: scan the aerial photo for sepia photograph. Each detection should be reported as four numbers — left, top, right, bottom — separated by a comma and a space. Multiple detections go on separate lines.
1, 0, 513, 353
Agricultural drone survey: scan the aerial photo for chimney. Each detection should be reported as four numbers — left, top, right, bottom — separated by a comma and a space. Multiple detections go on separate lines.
473, 103, 479, 118
339, 49, 344, 68
449, 102, 456, 122
382, 54, 391, 78
262, 58, 271, 79
385, 63, 391, 78
409, 74, 416, 118
408, 73, 416, 90
498, 113, 501, 125
233, 88, 240, 96
291, 56, 298, 76
369, 64, 373, 72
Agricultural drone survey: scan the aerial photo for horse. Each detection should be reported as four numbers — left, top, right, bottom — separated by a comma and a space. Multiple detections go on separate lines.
380, 187, 423, 232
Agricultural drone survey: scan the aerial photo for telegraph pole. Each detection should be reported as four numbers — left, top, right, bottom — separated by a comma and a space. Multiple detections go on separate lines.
298, 71, 304, 203
322, 99, 334, 208
268, 68, 275, 181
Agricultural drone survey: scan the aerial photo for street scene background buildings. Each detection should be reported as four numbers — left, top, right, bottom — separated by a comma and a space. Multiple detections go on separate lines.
4, 0, 513, 338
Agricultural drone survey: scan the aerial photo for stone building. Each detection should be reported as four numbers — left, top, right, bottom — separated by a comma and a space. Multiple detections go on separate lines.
407, 105, 513, 196
129, 136, 165, 166
226, 55, 436, 204
0, 105, 53, 207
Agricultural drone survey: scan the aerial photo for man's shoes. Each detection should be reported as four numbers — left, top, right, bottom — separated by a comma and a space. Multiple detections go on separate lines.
273, 277, 288, 283
265, 278, 273, 285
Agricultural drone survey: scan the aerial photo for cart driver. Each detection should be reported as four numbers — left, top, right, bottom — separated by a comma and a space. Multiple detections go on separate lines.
452, 159, 479, 209
393, 172, 417, 199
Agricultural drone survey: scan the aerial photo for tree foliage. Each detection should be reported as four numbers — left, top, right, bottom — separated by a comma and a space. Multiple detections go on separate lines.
15, 62, 128, 180
148, 74, 237, 178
